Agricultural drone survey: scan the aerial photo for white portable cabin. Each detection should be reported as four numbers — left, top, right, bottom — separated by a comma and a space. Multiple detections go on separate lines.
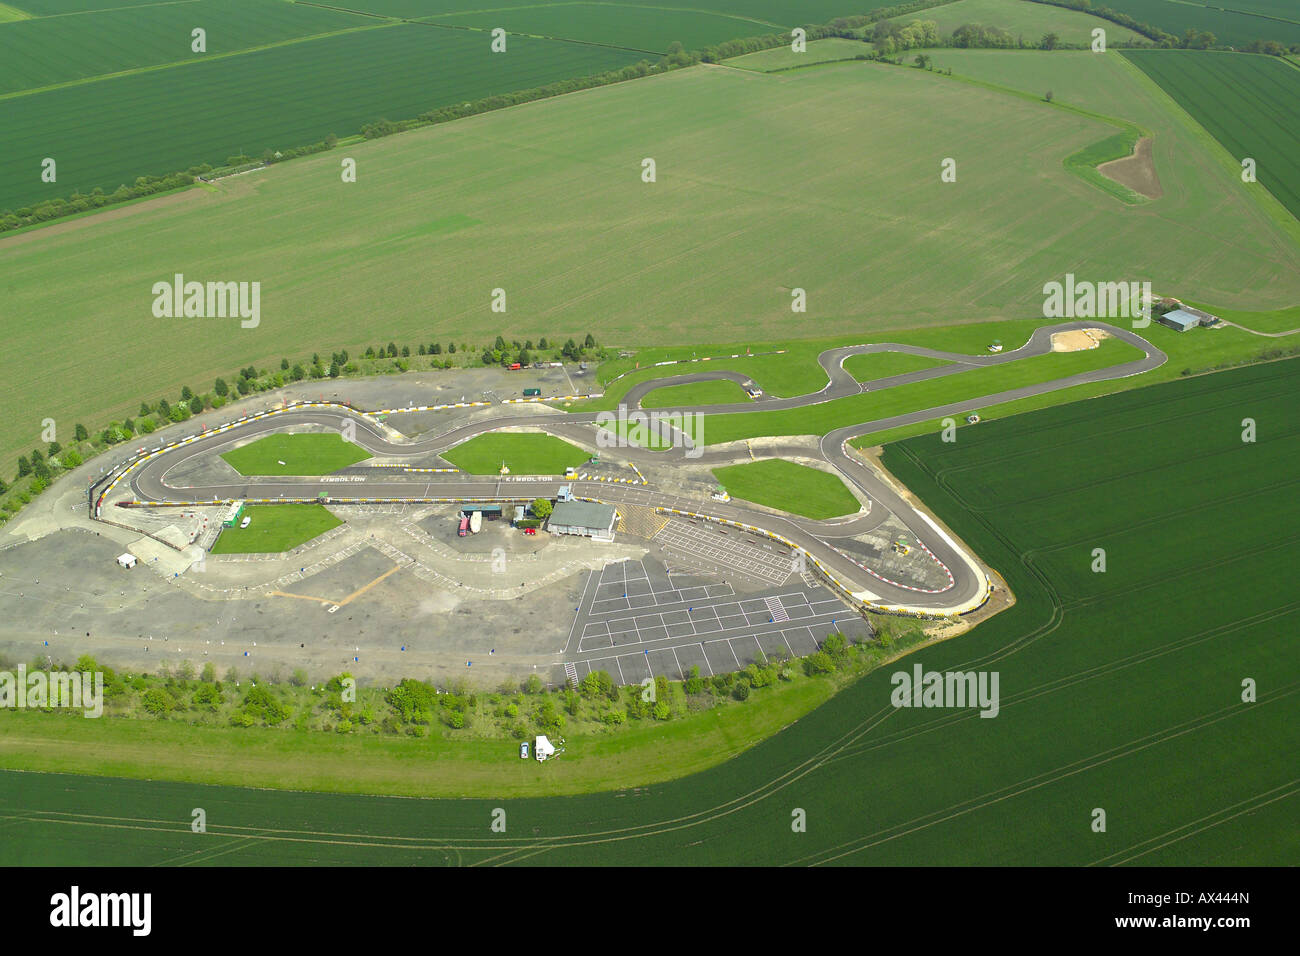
534, 735, 556, 762
116, 553, 138, 569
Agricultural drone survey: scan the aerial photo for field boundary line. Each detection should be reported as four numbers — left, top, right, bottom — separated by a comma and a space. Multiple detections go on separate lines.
23, 0, 198, 20
0, 20, 399, 103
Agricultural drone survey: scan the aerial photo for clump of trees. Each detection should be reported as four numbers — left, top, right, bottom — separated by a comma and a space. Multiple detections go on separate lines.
872, 18, 940, 55
9, 630, 894, 739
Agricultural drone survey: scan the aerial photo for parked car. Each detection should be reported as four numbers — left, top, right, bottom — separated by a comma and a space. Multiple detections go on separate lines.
239, 515, 251, 529
509, 362, 522, 370
520, 741, 530, 759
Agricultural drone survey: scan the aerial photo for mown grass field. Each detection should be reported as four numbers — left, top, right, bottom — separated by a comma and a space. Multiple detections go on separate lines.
843, 350, 952, 382
1122, 50, 1300, 221
209, 504, 342, 553
220, 433, 371, 476
712, 458, 860, 518
4, 359, 1295, 864
5, 57, 1296, 472
640, 378, 752, 408
0, 23, 642, 212
443, 432, 589, 474
0, 0, 369, 95
884, 0, 1141, 44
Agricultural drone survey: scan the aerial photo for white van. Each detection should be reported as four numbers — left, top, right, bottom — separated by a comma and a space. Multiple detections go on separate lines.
240, 515, 251, 529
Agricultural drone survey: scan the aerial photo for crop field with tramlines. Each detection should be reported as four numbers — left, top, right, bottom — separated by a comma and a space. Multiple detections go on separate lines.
0, 0, 366, 93
0, 0, 887, 214
1087, 0, 1300, 46
0, 23, 643, 211
1123, 50, 1300, 220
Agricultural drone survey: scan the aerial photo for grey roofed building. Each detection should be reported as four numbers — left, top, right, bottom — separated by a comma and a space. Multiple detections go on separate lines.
548, 500, 618, 541
1174, 303, 1219, 325
1158, 309, 1200, 332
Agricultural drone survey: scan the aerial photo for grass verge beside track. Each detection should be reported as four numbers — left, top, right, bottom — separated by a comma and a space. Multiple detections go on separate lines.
209, 504, 342, 554
640, 379, 752, 408
221, 433, 371, 476
843, 351, 953, 382
443, 433, 589, 475
713, 459, 860, 519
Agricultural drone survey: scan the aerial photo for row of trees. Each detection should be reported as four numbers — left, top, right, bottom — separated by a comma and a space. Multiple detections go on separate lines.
16, 629, 877, 737
480, 333, 598, 367
0, 168, 206, 235
340, 335, 605, 370
872, 18, 941, 54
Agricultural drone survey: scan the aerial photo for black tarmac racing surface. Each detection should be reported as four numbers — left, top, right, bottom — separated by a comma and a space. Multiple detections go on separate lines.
118, 321, 1164, 613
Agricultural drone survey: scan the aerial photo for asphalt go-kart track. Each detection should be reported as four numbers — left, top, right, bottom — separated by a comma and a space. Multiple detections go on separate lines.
73, 320, 1167, 686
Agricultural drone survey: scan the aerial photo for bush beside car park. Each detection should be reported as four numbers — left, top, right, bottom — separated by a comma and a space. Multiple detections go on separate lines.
5, 626, 950, 743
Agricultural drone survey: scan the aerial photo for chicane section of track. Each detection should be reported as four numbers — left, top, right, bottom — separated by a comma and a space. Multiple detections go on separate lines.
115, 322, 1164, 615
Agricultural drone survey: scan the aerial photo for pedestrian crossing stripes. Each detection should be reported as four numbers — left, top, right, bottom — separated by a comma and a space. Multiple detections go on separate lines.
764, 596, 789, 622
